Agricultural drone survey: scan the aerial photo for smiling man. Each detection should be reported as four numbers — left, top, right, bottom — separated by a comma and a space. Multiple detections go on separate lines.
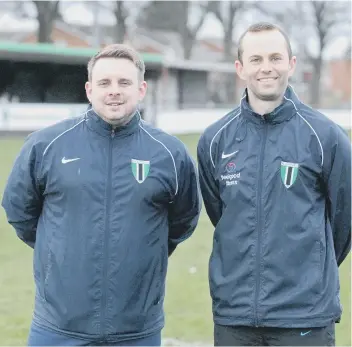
197, 23, 351, 346
2, 44, 201, 346
85, 50, 144, 128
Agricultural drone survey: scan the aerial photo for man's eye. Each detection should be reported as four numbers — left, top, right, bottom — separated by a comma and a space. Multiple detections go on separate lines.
251, 58, 260, 62
273, 57, 282, 61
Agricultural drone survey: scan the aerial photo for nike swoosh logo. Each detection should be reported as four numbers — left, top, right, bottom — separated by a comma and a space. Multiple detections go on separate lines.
61, 157, 80, 164
221, 150, 239, 159
300, 330, 312, 336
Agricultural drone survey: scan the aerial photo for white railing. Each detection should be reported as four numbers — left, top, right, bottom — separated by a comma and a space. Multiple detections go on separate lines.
0, 103, 350, 134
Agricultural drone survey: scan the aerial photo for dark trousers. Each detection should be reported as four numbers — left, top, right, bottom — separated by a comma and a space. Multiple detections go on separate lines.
214, 323, 335, 346
28, 320, 162, 346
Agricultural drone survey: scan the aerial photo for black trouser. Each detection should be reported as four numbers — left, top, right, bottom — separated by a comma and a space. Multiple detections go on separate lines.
214, 323, 335, 346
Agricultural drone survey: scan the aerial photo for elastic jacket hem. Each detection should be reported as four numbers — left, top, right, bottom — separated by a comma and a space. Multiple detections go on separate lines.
32, 312, 164, 342
214, 315, 341, 329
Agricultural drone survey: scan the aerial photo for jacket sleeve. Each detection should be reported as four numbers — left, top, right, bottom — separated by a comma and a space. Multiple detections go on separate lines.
1, 135, 43, 248
167, 147, 201, 256
197, 134, 222, 227
324, 126, 351, 266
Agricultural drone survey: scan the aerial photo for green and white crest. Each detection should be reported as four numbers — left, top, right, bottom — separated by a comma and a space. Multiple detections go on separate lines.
280, 161, 299, 188
131, 159, 150, 183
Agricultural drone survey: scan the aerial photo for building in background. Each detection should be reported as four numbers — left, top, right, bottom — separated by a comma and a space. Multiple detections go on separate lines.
0, 16, 350, 111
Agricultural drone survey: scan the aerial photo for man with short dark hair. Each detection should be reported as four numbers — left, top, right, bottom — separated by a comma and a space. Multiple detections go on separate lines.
2, 44, 201, 346
197, 22, 351, 346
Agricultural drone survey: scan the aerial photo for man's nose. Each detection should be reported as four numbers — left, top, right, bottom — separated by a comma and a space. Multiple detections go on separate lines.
108, 83, 121, 95
260, 60, 272, 73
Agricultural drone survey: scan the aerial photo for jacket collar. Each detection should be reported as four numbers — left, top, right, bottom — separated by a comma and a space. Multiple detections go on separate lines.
85, 106, 141, 137
240, 85, 300, 125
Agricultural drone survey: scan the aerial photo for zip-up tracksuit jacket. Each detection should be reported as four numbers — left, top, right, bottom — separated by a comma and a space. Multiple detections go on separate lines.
2, 107, 201, 340
197, 86, 351, 328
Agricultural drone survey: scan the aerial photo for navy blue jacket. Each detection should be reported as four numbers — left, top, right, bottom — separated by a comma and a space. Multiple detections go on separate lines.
2, 107, 201, 340
197, 86, 351, 328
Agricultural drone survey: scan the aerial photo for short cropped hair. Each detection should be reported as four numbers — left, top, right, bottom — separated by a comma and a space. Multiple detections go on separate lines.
237, 22, 293, 63
87, 44, 146, 81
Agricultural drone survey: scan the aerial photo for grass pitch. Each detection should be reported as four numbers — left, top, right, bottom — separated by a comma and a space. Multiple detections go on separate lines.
0, 134, 350, 345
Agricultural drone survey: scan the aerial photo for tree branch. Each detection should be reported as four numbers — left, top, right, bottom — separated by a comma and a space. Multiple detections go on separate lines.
228, 1, 244, 31
208, 1, 223, 25
50, 1, 60, 21
52, 1, 59, 15
190, 2, 210, 38
114, 1, 128, 21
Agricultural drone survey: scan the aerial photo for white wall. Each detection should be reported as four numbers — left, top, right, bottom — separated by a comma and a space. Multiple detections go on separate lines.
0, 103, 350, 134
156, 108, 352, 134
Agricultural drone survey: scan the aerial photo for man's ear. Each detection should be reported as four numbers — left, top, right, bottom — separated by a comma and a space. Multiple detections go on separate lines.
85, 81, 92, 103
138, 81, 148, 102
288, 56, 297, 77
235, 60, 246, 81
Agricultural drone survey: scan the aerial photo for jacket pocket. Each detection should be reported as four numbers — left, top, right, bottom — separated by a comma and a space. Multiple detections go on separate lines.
312, 239, 323, 296
43, 249, 53, 303
153, 246, 166, 305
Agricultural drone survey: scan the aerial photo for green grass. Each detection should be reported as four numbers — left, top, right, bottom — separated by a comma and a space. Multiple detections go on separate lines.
0, 135, 350, 345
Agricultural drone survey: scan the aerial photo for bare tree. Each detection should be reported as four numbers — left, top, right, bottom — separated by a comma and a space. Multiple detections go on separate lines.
253, 1, 300, 37
87, 1, 148, 46
33, 1, 60, 43
0, 0, 61, 42
113, 1, 128, 43
255, 0, 351, 107
137, 1, 210, 60
208, 1, 246, 62
113, 1, 152, 43
303, 1, 351, 107
207, 1, 247, 103
179, 1, 210, 60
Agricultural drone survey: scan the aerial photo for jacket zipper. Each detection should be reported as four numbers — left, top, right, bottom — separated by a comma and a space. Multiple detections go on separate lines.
101, 128, 115, 334
254, 121, 268, 327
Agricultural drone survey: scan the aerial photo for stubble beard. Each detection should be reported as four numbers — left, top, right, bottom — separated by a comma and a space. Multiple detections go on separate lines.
107, 107, 138, 128
252, 79, 287, 102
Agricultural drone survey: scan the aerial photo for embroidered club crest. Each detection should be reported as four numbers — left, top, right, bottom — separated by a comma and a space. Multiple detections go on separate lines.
131, 159, 150, 183
280, 161, 299, 188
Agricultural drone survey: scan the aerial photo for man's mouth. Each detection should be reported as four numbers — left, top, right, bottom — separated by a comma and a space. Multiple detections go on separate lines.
257, 77, 278, 82
107, 102, 124, 106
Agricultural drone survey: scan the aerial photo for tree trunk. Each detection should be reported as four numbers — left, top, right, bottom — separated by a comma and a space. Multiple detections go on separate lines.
37, 14, 53, 43
114, 1, 126, 43
183, 40, 193, 60
179, 2, 192, 60
223, 29, 233, 62
223, 26, 236, 103
182, 28, 195, 60
310, 57, 322, 107
33, 1, 59, 43
180, 1, 209, 60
